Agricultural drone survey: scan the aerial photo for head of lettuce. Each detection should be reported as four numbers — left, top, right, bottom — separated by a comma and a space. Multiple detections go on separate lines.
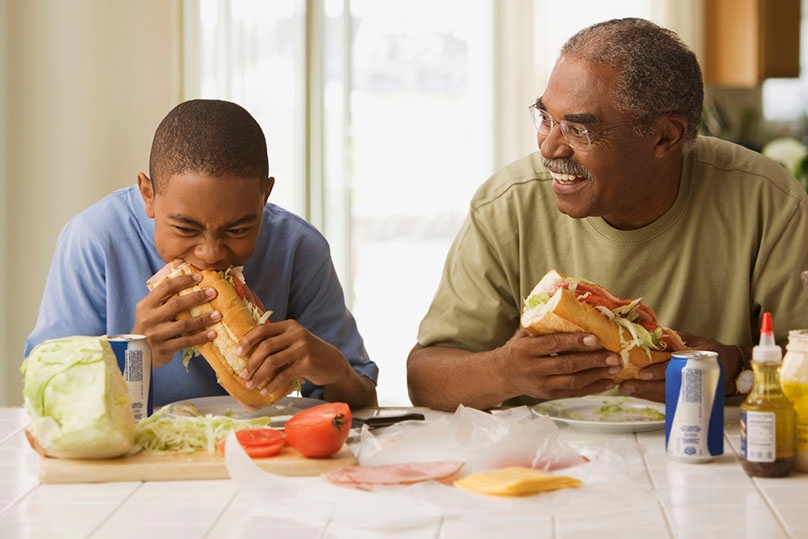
22, 336, 135, 458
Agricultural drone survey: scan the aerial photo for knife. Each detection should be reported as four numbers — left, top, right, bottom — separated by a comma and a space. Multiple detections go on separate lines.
351, 412, 425, 430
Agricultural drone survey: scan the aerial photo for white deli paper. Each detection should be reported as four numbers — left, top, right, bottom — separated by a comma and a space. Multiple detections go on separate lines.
357, 405, 587, 472
225, 404, 659, 531
224, 432, 448, 531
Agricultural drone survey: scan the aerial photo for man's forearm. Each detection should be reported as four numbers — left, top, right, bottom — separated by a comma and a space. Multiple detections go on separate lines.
406, 343, 513, 411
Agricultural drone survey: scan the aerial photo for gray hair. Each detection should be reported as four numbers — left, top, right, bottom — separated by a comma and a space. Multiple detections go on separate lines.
561, 18, 703, 151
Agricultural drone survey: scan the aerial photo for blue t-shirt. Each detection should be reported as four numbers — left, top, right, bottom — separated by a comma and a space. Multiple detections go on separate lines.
25, 186, 379, 406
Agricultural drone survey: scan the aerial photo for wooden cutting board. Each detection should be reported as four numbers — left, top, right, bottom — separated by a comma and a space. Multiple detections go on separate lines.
37, 444, 357, 484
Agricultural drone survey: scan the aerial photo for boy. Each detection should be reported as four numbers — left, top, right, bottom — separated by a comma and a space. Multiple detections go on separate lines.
26, 99, 378, 408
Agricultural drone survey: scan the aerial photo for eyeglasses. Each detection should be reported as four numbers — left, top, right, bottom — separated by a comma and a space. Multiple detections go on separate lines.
528, 104, 634, 151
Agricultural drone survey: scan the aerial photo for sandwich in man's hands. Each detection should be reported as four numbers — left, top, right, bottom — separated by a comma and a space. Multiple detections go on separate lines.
520, 270, 688, 382
147, 259, 295, 406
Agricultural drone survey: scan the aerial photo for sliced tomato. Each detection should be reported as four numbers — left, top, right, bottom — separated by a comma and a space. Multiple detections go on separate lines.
284, 402, 351, 458
217, 428, 286, 458
234, 428, 285, 447
231, 276, 246, 299
244, 285, 266, 313
242, 440, 285, 458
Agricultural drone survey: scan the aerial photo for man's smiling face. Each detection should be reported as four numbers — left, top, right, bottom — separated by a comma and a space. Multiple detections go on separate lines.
537, 57, 670, 230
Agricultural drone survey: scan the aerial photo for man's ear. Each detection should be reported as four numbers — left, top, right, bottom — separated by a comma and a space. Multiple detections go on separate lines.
264, 176, 275, 205
137, 172, 156, 218
652, 114, 687, 157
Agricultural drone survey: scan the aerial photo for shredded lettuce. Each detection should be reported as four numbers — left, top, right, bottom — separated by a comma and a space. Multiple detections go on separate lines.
526, 293, 551, 309
223, 266, 236, 286
133, 405, 271, 454
611, 298, 643, 321
614, 318, 665, 353
526, 285, 665, 356
182, 347, 198, 370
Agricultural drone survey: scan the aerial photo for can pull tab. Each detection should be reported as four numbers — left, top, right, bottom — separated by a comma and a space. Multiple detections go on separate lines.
753, 312, 782, 363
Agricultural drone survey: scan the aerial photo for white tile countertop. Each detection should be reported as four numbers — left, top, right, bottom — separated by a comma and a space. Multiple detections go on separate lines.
1, 405, 806, 539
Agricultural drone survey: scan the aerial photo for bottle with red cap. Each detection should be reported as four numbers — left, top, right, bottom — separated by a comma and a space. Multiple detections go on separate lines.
740, 312, 796, 477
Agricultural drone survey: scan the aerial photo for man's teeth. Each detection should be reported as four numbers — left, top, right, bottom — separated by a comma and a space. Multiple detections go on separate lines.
551, 172, 582, 184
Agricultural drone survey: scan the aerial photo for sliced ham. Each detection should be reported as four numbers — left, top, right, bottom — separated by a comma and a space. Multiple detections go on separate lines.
563, 282, 658, 325
325, 461, 464, 488
146, 259, 188, 290
559, 280, 690, 351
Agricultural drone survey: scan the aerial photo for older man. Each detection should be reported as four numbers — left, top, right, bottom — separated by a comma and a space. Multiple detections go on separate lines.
407, 18, 808, 411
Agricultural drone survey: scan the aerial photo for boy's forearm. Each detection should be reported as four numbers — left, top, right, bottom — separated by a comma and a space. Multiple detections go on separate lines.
322, 359, 378, 408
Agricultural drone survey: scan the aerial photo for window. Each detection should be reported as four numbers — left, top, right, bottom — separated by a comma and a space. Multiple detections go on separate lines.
184, 0, 497, 405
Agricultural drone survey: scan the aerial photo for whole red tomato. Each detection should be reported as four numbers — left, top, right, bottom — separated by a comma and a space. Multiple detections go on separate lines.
284, 402, 352, 458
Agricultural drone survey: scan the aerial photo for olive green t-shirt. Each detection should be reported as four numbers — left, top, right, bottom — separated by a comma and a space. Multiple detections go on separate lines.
417, 136, 808, 351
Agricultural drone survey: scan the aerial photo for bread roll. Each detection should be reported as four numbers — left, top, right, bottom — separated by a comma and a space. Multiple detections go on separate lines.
150, 261, 294, 406
522, 283, 671, 382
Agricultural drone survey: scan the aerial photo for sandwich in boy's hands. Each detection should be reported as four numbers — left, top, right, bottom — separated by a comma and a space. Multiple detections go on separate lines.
147, 259, 295, 407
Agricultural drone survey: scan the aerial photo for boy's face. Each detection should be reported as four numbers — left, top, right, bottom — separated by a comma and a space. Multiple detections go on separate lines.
138, 171, 273, 269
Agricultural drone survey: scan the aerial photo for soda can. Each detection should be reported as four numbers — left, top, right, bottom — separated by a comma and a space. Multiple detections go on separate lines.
665, 350, 725, 462
107, 334, 153, 422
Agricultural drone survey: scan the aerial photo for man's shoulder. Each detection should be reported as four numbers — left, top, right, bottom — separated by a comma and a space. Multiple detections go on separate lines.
692, 136, 807, 199
471, 152, 552, 209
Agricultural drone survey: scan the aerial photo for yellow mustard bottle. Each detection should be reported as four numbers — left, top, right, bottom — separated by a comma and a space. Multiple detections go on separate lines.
781, 329, 808, 472
740, 312, 795, 477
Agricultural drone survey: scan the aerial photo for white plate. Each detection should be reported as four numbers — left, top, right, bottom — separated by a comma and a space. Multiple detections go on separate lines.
164, 395, 326, 426
532, 396, 665, 433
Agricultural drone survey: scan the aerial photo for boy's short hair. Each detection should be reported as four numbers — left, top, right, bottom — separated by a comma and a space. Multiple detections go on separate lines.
149, 99, 269, 193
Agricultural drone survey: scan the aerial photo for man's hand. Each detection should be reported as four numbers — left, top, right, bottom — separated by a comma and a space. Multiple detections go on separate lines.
617, 332, 747, 401
132, 273, 221, 368
496, 328, 622, 400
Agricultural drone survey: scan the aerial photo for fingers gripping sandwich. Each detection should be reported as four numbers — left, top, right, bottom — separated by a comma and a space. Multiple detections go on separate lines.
147, 259, 294, 406
521, 270, 688, 382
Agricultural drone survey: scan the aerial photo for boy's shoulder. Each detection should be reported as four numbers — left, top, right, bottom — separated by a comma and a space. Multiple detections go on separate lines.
262, 203, 327, 242
70, 186, 143, 226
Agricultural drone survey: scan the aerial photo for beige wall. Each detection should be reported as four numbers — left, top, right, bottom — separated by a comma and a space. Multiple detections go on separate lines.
2, 0, 181, 405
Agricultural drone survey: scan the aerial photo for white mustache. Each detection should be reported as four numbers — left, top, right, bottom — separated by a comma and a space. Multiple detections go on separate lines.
543, 158, 593, 180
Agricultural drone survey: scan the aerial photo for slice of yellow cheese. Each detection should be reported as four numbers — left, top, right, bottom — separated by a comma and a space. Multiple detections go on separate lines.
453, 466, 582, 496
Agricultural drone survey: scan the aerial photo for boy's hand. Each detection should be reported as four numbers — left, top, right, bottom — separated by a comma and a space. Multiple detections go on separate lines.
236, 320, 349, 398
132, 273, 221, 368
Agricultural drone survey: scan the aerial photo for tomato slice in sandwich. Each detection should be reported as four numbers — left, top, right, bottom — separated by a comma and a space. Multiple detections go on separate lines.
218, 428, 286, 458
284, 402, 352, 458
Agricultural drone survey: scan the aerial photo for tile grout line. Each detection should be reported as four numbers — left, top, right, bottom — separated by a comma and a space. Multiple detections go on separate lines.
724, 429, 793, 537
751, 479, 796, 539
203, 486, 240, 538
88, 482, 145, 538
0, 423, 26, 446
636, 432, 676, 539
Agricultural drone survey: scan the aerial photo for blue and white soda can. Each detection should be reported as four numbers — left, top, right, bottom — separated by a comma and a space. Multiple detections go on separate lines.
107, 334, 153, 422
665, 350, 725, 462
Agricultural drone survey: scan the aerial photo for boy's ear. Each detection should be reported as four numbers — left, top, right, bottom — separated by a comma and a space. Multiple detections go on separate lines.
264, 176, 275, 204
138, 172, 156, 218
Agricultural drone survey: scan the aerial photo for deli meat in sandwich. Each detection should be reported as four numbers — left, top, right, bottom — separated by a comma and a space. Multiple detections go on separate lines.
147, 259, 294, 406
521, 270, 688, 382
